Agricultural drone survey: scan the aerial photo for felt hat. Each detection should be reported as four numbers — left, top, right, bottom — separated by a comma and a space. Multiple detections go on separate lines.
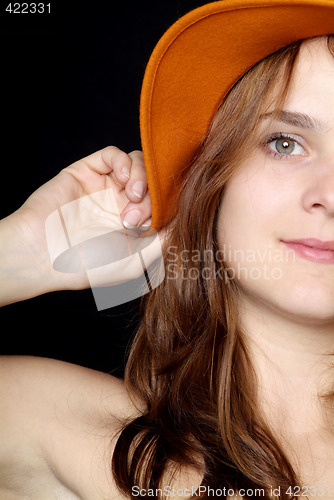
139, 0, 334, 230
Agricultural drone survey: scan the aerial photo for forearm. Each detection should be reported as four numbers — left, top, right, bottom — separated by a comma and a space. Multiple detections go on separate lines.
0, 212, 50, 305
0, 211, 87, 306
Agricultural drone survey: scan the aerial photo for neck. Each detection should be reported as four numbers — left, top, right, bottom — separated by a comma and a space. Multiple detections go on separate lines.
237, 293, 334, 438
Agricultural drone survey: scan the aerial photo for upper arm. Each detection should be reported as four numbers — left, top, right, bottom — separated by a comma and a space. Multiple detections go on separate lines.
0, 354, 135, 445
0, 356, 42, 459
0, 355, 140, 496
0, 356, 52, 493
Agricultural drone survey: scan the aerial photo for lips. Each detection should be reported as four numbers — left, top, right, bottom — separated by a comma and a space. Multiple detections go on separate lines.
281, 238, 334, 264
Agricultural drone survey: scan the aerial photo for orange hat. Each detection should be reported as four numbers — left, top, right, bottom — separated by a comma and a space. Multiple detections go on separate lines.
139, 0, 334, 230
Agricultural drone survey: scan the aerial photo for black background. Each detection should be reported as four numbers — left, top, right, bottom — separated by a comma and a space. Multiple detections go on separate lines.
0, 0, 210, 376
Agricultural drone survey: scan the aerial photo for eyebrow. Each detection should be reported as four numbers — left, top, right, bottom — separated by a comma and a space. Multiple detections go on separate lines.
260, 110, 329, 134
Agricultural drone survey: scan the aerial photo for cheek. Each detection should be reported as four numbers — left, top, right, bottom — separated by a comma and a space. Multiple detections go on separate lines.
218, 174, 271, 252
216, 169, 296, 288
217, 163, 297, 251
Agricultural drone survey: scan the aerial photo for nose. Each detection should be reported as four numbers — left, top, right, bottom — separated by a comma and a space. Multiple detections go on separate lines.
302, 159, 334, 216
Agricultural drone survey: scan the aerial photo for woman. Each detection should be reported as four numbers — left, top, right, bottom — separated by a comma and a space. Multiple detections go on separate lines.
1, 0, 334, 498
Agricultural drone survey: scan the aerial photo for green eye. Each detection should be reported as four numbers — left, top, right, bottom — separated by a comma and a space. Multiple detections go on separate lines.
264, 133, 307, 159
275, 138, 295, 155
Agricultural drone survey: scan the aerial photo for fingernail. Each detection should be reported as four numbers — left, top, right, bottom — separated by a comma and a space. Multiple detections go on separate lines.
121, 166, 130, 179
123, 209, 142, 228
132, 181, 145, 199
141, 218, 152, 227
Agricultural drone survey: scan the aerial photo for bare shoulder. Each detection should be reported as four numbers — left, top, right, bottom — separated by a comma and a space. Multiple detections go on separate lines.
0, 354, 138, 422
0, 355, 142, 499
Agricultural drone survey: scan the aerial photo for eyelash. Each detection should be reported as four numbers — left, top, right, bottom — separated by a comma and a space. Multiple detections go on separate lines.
261, 132, 307, 160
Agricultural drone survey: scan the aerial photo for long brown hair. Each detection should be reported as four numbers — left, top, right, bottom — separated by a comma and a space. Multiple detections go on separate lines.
112, 36, 334, 499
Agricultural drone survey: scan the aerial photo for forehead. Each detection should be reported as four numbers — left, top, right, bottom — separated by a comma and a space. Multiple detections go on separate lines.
283, 38, 334, 119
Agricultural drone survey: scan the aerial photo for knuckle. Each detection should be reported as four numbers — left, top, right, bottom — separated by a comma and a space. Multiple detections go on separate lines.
129, 149, 143, 156
102, 145, 120, 156
102, 146, 132, 170
128, 150, 145, 166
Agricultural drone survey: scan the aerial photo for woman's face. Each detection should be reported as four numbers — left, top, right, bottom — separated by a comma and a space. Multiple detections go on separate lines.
217, 38, 334, 324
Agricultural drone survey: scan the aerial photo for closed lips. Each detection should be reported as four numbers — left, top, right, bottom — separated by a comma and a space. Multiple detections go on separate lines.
281, 238, 334, 263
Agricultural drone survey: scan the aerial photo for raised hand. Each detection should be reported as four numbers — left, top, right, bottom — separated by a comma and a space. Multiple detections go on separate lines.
0, 147, 156, 306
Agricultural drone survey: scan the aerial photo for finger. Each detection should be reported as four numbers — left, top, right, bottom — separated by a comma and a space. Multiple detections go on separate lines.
121, 190, 152, 228
70, 146, 128, 175
100, 146, 133, 185
65, 146, 132, 195
124, 150, 149, 203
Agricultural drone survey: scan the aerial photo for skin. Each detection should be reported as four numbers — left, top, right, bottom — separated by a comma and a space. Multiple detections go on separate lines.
0, 147, 153, 499
0, 147, 152, 305
218, 38, 334, 487
1, 39, 334, 498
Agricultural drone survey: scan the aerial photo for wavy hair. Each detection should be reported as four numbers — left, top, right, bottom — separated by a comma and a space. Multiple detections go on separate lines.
112, 36, 334, 499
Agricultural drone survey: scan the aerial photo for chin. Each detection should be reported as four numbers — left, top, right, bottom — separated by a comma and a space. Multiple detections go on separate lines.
238, 278, 334, 327
269, 289, 334, 326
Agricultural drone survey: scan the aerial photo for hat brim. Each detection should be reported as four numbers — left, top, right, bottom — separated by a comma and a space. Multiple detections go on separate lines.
139, 0, 334, 230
